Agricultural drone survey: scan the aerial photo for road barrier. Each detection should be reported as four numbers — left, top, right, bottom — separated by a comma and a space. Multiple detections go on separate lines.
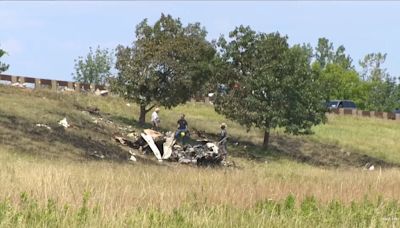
330, 108, 400, 121
0, 73, 106, 91
1, 73, 399, 121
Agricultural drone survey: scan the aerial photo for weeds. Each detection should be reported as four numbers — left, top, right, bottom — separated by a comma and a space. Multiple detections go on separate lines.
0, 192, 398, 227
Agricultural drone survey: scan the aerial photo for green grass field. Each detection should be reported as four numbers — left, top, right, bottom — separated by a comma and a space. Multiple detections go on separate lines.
1, 85, 400, 227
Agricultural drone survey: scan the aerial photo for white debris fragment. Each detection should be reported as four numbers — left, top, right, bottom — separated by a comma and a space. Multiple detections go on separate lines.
35, 124, 51, 130
11, 82, 26, 88
94, 89, 109, 96
58, 118, 70, 128
63, 87, 75, 92
369, 165, 375, 171
129, 155, 137, 162
126, 103, 131, 107
206, 142, 219, 154
100, 90, 109, 96
127, 132, 136, 138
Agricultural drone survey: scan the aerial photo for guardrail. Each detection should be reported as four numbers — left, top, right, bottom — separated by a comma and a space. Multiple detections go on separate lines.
0, 73, 107, 91
1, 74, 399, 121
330, 108, 400, 121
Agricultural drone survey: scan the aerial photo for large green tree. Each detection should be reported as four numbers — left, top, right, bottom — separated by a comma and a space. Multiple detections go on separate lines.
359, 52, 388, 82
316, 63, 363, 103
358, 52, 399, 111
113, 14, 215, 124
315, 37, 353, 70
72, 46, 114, 85
0, 46, 9, 73
313, 38, 362, 105
214, 26, 325, 148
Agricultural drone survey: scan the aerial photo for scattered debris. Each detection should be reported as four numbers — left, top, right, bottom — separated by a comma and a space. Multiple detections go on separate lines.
162, 133, 175, 159
364, 163, 375, 171
58, 118, 70, 128
126, 103, 131, 107
127, 132, 138, 138
143, 129, 164, 140
113, 135, 141, 148
11, 82, 26, 88
128, 149, 137, 162
114, 136, 127, 145
35, 123, 51, 130
94, 89, 109, 96
111, 128, 227, 167
87, 107, 100, 116
62, 87, 75, 92
141, 132, 163, 162
89, 151, 105, 159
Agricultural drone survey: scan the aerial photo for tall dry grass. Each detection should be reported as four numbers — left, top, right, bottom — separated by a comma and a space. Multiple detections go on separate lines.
1, 148, 399, 214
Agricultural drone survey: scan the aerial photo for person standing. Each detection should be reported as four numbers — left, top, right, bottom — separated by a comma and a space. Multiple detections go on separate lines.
151, 107, 160, 130
175, 114, 189, 144
219, 123, 228, 159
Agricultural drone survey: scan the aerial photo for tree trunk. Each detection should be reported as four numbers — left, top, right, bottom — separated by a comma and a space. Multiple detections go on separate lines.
263, 130, 270, 149
139, 104, 146, 125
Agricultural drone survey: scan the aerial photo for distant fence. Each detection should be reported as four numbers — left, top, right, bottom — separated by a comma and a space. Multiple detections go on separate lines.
0, 73, 107, 91
330, 108, 400, 121
1, 73, 400, 122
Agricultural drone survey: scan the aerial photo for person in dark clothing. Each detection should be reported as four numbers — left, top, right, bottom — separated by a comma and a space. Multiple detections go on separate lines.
177, 114, 188, 130
219, 123, 228, 159
175, 114, 189, 143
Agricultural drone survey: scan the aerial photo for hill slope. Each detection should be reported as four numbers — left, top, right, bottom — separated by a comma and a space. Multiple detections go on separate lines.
1, 85, 400, 227
0, 85, 399, 167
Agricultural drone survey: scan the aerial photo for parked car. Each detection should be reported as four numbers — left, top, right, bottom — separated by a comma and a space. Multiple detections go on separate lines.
326, 100, 357, 111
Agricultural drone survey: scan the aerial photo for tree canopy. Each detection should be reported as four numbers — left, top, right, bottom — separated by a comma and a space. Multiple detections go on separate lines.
72, 46, 114, 85
113, 14, 215, 124
214, 26, 326, 148
0, 46, 9, 73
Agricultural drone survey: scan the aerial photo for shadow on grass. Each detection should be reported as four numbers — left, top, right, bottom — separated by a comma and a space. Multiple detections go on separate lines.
191, 127, 400, 169
0, 111, 129, 162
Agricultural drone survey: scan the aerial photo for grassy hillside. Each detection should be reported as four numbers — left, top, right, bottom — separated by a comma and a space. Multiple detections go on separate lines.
1, 85, 400, 227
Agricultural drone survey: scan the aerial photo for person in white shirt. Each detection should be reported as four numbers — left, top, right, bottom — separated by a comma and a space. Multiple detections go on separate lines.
151, 107, 160, 130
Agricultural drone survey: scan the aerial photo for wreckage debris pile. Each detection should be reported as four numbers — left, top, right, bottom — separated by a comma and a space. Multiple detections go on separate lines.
77, 106, 227, 167
114, 129, 224, 166
169, 143, 223, 166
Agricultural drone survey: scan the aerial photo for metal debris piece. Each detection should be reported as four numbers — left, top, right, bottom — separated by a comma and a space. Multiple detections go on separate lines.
162, 134, 175, 159
141, 132, 162, 161
143, 129, 163, 140
129, 155, 137, 162
35, 123, 51, 130
94, 89, 109, 96
58, 118, 70, 128
114, 136, 127, 145
111, 128, 226, 167
127, 132, 138, 138
11, 82, 26, 88
89, 151, 105, 159
128, 149, 137, 162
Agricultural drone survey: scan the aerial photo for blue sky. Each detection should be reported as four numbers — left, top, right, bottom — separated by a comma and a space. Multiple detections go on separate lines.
0, 1, 399, 81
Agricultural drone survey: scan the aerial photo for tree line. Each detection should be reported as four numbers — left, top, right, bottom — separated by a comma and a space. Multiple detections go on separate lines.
1, 14, 399, 148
